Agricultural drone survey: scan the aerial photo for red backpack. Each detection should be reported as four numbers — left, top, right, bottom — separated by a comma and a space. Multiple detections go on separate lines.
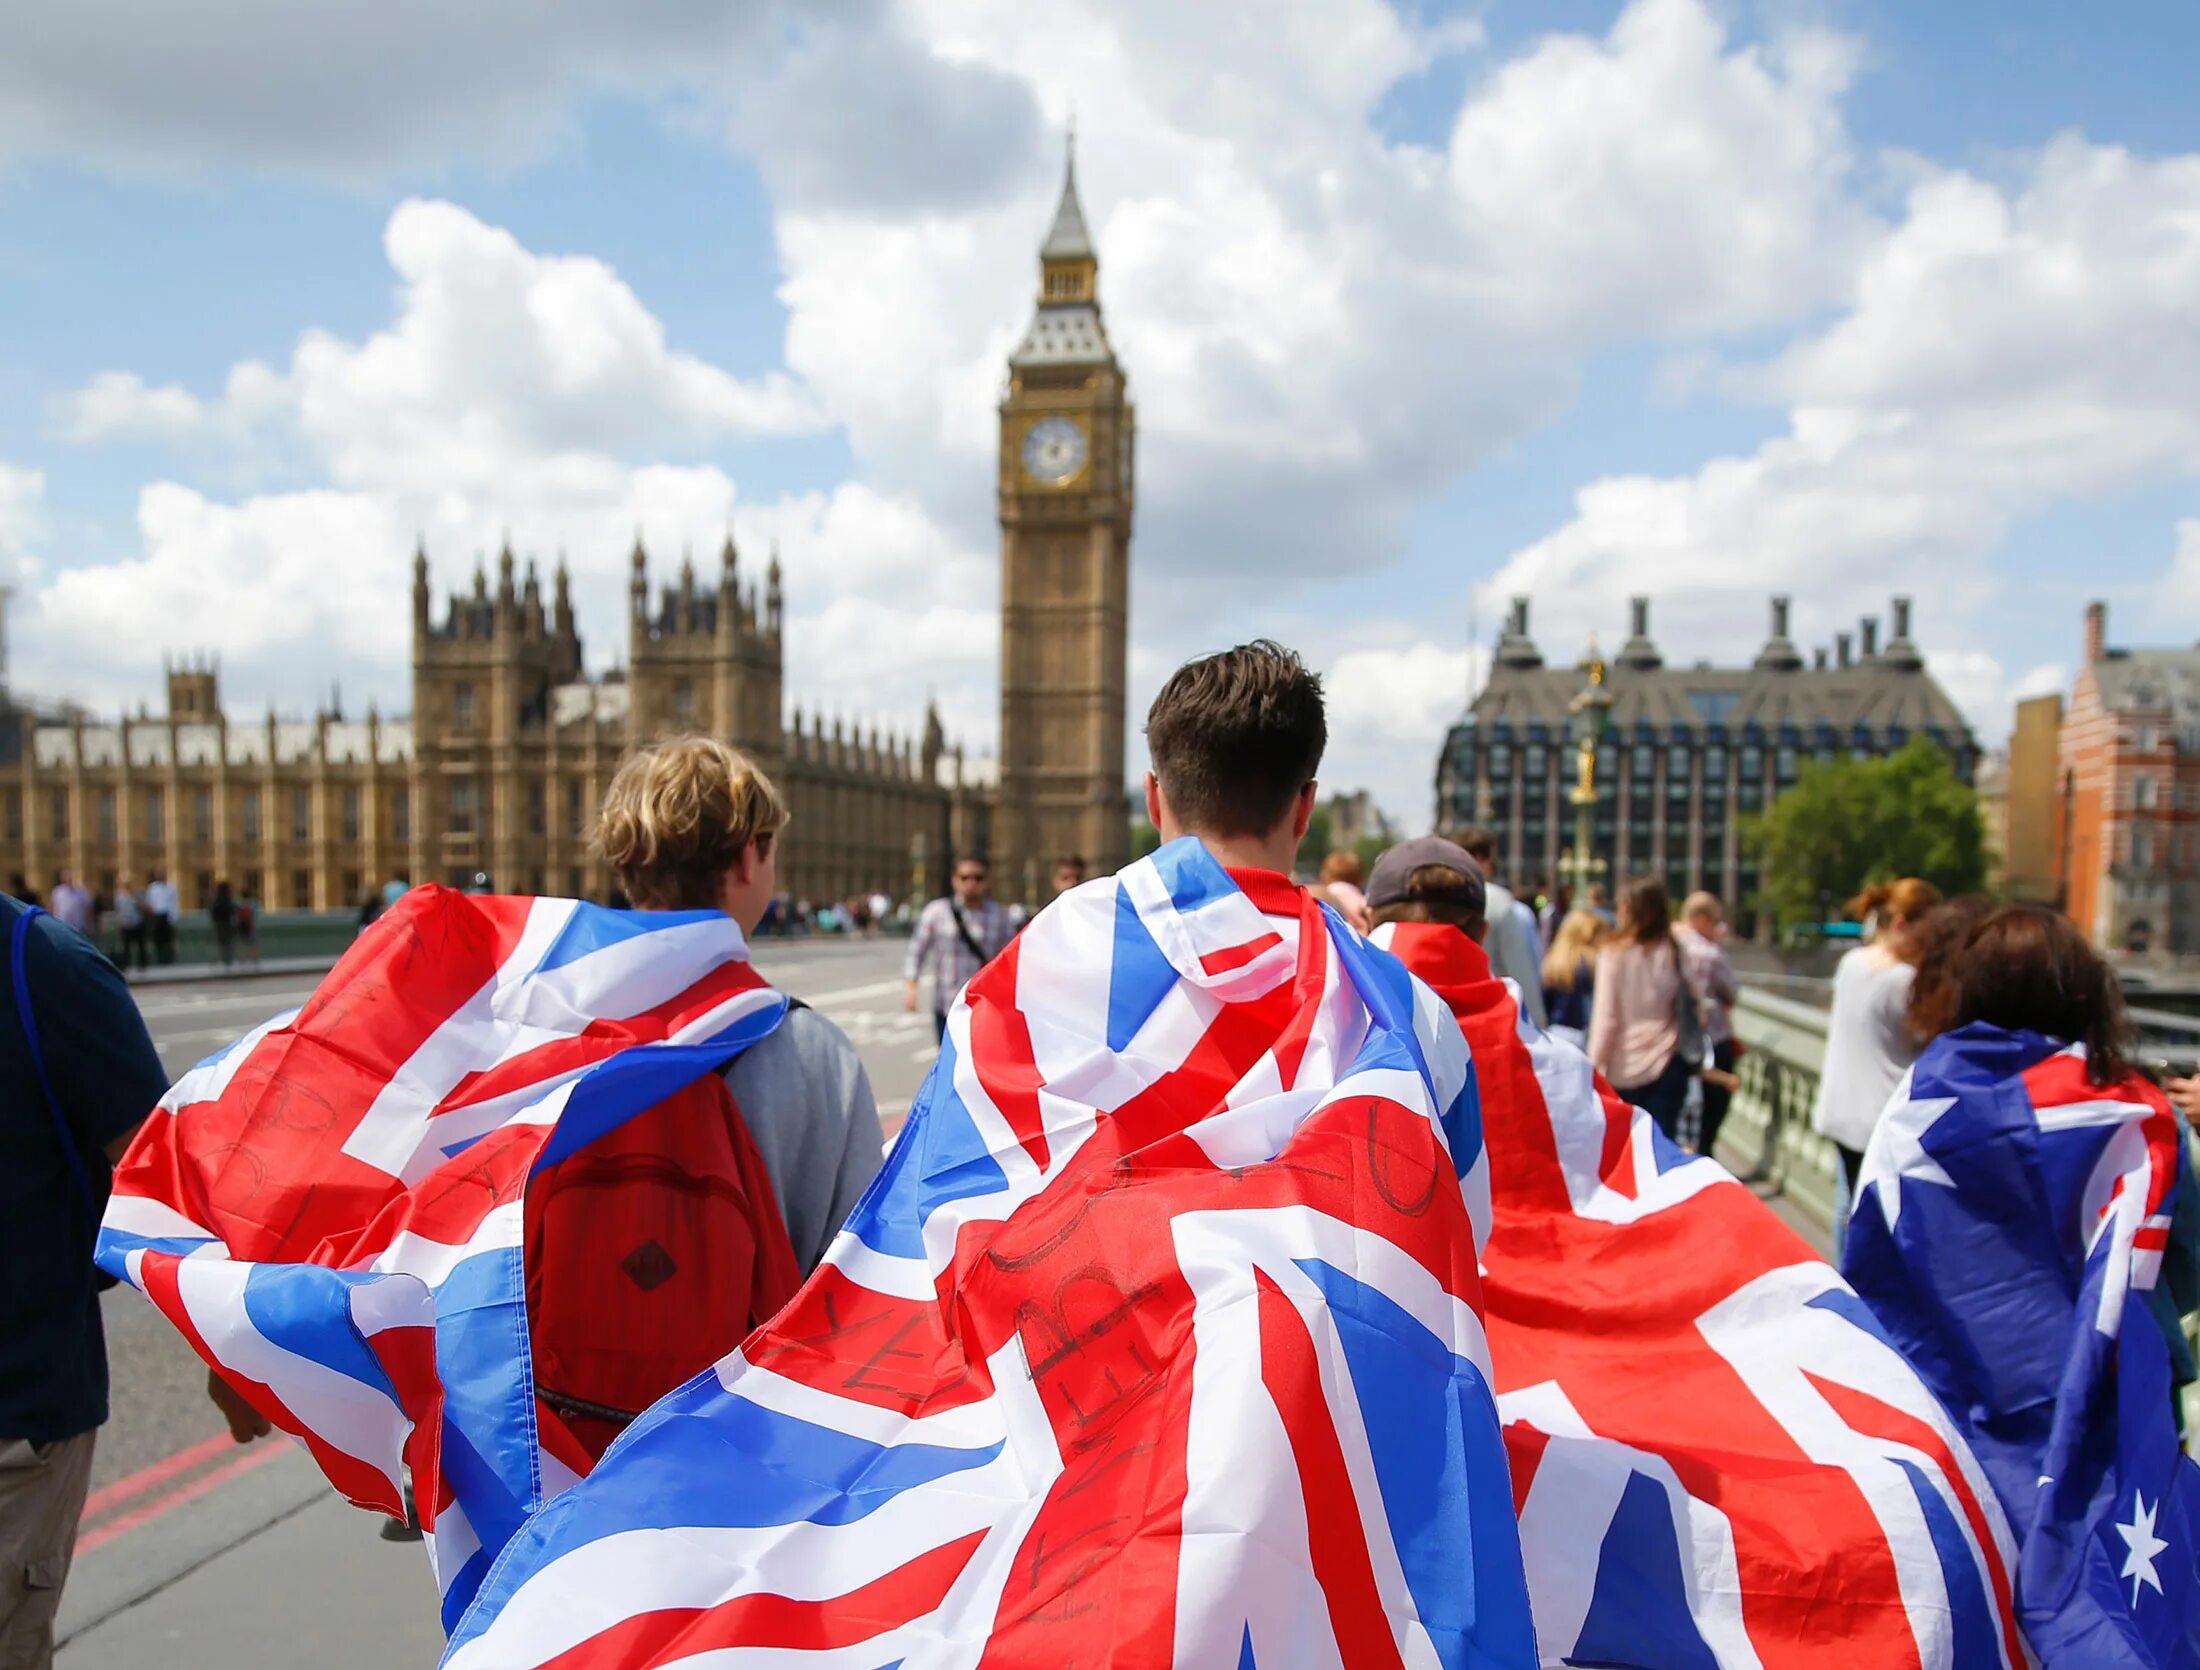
524, 1071, 800, 1465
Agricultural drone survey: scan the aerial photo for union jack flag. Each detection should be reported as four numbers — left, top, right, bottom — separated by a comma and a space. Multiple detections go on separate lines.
443, 841, 1538, 1668
95, 887, 788, 1630
1371, 921, 2028, 1667
1846, 1028, 2200, 1667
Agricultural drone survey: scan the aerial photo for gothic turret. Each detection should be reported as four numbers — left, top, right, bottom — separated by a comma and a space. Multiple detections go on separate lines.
1754, 595, 1804, 673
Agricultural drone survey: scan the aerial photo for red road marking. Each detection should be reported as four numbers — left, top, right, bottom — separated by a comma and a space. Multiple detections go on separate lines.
76, 1439, 295, 1558
81, 1430, 234, 1522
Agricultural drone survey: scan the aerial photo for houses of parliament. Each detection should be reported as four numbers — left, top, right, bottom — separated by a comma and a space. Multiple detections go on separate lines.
0, 149, 1134, 915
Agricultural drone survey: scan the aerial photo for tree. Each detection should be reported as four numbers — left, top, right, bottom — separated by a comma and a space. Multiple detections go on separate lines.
1749, 738, 1986, 931
1129, 817, 1161, 860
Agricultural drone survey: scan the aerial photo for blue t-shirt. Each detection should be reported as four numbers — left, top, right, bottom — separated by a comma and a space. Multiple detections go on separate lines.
0, 897, 170, 1442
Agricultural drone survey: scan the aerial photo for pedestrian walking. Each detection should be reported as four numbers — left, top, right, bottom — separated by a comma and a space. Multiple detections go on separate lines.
902, 856, 1013, 1044
207, 880, 237, 968
1453, 828, 1550, 1028
1539, 907, 1604, 1048
0, 895, 168, 1668
1585, 876, 1697, 1140
1810, 878, 1939, 1195
43, 875, 89, 938
142, 871, 178, 966
111, 878, 148, 973
1675, 891, 1741, 1157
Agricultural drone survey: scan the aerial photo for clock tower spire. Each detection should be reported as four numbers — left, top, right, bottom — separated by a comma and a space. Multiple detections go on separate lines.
995, 134, 1135, 901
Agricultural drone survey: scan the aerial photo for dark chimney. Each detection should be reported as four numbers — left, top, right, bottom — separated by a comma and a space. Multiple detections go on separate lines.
1630, 596, 1648, 638
1860, 616, 1880, 659
1511, 596, 1530, 637
2085, 600, 2107, 665
1754, 594, 1803, 672
1836, 632, 1853, 669
1814, 648, 1828, 671
1892, 596, 1912, 642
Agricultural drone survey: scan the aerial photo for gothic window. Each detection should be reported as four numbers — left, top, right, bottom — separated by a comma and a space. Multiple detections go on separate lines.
49, 791, 67, 844
454, 683, 476, 733
242, 789, 261, 843
143, 788, 163, 843
341, 786, 361, 843
291, 787, 311, 842
391, 787, 410, 843
528, 780, 546, 837
565, 780, 583, 838
673, 681, 695, 726
292, 869, 311, 908
342, 869, 362, 904
97, 789, 116, 845
244, 869, 262, 904
449, 778, 477, 836
194, 788, 213, 843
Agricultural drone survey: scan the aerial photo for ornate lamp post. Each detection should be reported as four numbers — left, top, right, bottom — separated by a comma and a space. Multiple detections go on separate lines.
1561, 639, 1613, 902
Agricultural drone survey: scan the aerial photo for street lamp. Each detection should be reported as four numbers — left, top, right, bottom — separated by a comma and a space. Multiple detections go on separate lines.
1560, 637, 1613, 903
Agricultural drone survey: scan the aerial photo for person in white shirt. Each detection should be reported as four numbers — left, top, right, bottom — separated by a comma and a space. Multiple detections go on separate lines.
142, 872, 180, 967
1454, 828, 1549, 1028
1811, 878, 1941, 1197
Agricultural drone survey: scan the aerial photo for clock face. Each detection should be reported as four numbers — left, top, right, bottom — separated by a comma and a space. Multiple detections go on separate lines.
1021, 415, 1088, 486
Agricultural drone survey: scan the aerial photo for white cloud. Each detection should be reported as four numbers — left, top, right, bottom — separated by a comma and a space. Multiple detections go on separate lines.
0, 2, 785, 177
1483, 126, 2200, 747
62, 201, 822, 479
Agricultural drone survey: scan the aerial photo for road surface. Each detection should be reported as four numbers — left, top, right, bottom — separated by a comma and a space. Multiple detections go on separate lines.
62, 936, 928, 1665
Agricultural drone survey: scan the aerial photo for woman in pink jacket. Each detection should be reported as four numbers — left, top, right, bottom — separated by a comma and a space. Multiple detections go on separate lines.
1586, 876, 1692, 1138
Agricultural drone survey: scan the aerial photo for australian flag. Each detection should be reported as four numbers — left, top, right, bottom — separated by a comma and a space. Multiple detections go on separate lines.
1844, 1025, 2200, 1666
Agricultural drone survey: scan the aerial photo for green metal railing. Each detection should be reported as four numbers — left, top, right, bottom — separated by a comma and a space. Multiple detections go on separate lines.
1719, 987, 1841, 1234
98, 910, 361, 971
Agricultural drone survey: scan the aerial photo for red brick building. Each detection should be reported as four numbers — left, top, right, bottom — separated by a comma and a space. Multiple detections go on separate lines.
2054, 601, 2200, 955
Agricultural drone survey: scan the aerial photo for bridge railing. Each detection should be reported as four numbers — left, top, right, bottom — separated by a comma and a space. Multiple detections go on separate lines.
1719, 988, 1841, 1233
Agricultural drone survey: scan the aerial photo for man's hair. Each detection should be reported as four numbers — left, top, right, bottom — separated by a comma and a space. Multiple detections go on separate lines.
597, 736, 787, 910
1053, 855, 1086, 874
1145, 640, 1326, 837
1368, 864, 1485, 935
1452, 826, 1498, 865
954, 854, 989, 876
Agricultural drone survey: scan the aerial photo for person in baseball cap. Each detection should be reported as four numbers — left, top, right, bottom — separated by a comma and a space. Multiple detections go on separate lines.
1364, 836, 1487, 942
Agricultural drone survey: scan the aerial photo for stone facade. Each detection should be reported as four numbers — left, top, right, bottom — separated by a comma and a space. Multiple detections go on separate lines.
3, 539, 989, 914
1436, 594, 1978, 932
2054, 601, 2200, 955
993, 145, 1134, 903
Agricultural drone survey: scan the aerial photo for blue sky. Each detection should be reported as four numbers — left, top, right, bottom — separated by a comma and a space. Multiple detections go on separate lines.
3, 0, 2198, 822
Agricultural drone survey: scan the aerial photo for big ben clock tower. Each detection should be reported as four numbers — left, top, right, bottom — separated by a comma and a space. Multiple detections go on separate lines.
996, 139, 1134, 897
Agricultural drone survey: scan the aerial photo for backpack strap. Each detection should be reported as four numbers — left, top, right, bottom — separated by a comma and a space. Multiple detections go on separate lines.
13, 904, 97, 1218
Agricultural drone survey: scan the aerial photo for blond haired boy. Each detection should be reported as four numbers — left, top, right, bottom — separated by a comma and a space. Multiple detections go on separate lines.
599, 737, 883, 1272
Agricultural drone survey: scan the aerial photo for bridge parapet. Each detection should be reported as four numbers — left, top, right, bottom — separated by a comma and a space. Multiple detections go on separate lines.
1719, 988, 1841, 1234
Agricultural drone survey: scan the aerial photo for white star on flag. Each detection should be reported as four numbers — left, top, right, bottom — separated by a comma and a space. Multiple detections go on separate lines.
1856, 1087, 1958, 1229
2118, 1489, 2169, 1607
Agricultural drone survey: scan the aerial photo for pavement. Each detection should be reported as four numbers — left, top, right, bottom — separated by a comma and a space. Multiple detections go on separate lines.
60, 939, 1830, 1666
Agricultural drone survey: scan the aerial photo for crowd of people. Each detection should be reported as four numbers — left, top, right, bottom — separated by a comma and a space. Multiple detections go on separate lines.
8, 632, 2200, 1665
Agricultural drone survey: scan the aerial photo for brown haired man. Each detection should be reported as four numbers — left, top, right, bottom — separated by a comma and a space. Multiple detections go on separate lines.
1143, 638, 1326, 873
597, 737, 884, 1273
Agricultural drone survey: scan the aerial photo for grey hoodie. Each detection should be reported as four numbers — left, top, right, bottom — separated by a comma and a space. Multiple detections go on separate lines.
722, 1004, 885, 1274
